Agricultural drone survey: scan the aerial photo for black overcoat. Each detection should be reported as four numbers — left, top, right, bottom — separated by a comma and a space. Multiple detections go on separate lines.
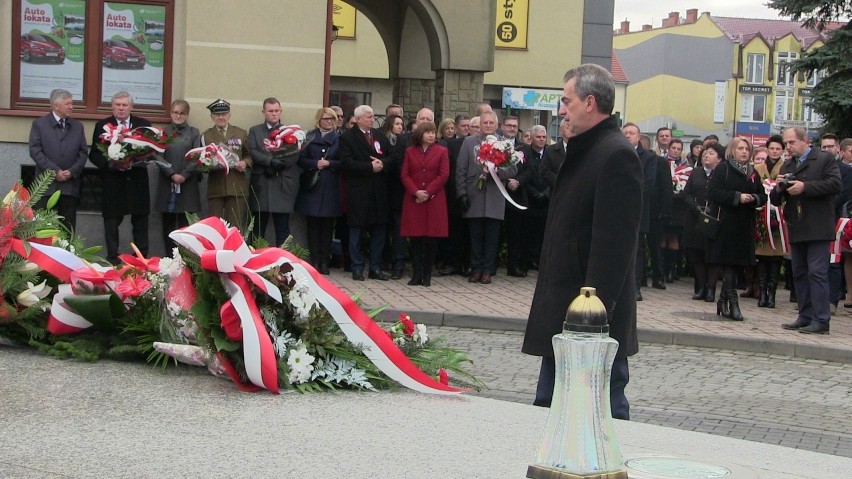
706, 160, 767, 266
340, 126, 392, 226
681, 166, 711, 250
88, 115, 152, 217
522, 117, 643, 359
770, 149, 841, 243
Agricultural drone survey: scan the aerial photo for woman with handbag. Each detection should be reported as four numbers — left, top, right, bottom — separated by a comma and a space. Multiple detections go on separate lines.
754, 136, 788, 308
295, 107, 341, 274
682, 142, 723, 302
707, 138, 767, 320
400, 122, 450, 286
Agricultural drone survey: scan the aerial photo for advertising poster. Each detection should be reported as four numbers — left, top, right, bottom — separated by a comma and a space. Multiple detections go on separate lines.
494, 0, 528, 49
101, 2, 166, 105
19, 0, 86, 100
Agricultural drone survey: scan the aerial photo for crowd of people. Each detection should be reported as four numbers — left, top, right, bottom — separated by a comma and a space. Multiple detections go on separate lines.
28, 89, 553, 288
628, 124, 846, 335
29, 87, 847, 335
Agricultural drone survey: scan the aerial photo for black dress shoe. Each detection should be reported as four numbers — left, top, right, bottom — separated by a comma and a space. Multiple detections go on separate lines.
369, 270, 390, 281
652, 281, 666, 290
439, 267, 460, 276
352, 271, 365, 281
782, 319, 809, 330
391, 270, 404, 280
636, 291, 643, 301
507, 267, 527, 278
469, 272, 482, 283
799, 323, 830, 334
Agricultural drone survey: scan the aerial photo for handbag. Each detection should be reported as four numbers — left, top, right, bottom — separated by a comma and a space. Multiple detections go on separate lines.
300, 168, 320, 192
696, 201, 720, 239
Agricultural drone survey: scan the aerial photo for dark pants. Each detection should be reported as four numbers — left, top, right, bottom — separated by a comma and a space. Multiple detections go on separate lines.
37, 194, 77, 232
791, 240, 831, 328
161, 212, 190, 254
534, 355, 630, 420
468, 217, 501, 275
387, 210, 406, 273
409, 237, 438, 275
438, 213, 469, 272
349, 223, 386, 274
306, 216, 336, 266
829, 262, 843, 306
253, 211, 290, 247
648, 219, 664, 282
635, 232, 648, 289
104, 214, 149, 262
505, 206, 529, 271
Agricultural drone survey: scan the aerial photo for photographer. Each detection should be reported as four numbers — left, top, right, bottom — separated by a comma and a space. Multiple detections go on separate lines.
770, 127, 841, 335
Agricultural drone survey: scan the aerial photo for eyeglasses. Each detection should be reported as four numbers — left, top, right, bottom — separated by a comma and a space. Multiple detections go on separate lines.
171, 111, 187, 116
320, 117, 335, 121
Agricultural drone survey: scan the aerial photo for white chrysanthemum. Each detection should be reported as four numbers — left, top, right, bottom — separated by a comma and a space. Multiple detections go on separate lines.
288, 274, 318, 320
166, 301, 182, 317
287, 346, 315, 384
158, 252, 184, 279
108, 143, 125, 160
393, 336, 405, 346
413, 323, 429, 346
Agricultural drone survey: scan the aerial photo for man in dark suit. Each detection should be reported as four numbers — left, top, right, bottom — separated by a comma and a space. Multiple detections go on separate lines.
437, 133, 469, 276
340, 105, 393, 281
522, 64, 642, 420
540, 119, 569, 189
772, 127, 842, 334
88, 91, 152, 264
819, 134, 852, 312
28, 88, 88, 231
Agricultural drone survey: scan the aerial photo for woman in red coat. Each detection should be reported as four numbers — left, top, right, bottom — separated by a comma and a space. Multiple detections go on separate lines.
400, 121, 450, 286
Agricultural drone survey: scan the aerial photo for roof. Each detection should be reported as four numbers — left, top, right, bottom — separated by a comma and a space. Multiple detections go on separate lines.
711, 16, 837, 46
611, 50, 628, 83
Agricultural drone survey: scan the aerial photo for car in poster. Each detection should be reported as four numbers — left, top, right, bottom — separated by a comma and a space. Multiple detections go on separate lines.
20, 34, 66, 64
102, 39, 146, 69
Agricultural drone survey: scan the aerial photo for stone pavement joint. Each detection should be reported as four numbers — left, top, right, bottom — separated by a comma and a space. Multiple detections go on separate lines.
328, 268, 852, 363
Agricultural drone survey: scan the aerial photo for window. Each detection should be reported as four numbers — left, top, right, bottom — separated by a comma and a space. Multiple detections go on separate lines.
740, 94, 766, 122
745, 53, 765, 84
328, 90, 372, 117
774, 90, 795, 121
803, 101, 823, 126
806, 69, 827, 87
11, 0, 174, 119
777, 52, 798, 87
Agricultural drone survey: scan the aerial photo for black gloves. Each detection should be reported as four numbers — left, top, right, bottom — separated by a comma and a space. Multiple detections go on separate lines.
458, 195, 470, 212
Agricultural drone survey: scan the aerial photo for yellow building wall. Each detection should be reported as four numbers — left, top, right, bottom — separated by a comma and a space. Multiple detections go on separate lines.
484, 0, 583, 88
330, 10, 390, 80
612, 14, 725, 50
626, 76, 719, 131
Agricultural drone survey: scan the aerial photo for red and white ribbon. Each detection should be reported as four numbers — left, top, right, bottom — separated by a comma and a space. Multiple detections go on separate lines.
170, 217, 464, 395
831, 217, 852, 263
263, 125, 305, 151
487, 163, 527, 210
185, 143, 232, 174
671, 164, 692, 193
759, 179, 789, 254
123, 126, 168, 153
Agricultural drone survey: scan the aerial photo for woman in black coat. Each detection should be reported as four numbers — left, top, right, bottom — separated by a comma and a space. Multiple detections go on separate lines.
706, 137, 767, 320
682, 142, 722, 302
295, 108, 341, 274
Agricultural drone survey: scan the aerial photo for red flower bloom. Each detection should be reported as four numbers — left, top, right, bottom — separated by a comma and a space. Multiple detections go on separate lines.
399, 314, 415, 336
114, 275, 151, 297
118, 242, 160, 273
438, 368, 449, 385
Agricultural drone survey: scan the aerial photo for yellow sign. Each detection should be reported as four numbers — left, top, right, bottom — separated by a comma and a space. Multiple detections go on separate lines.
333, 0, 356, 39
495, 0, 529, 49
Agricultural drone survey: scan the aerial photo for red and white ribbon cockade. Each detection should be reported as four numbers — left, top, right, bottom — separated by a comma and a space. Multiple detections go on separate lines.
760, 179, 789, 254
170, 217, 464, 395
263, 125, 306, 151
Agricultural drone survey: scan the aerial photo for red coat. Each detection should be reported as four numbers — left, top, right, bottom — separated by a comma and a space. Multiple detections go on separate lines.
400, 143, 450, 237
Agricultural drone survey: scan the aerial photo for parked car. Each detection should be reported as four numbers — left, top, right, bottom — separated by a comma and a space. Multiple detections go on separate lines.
20, 34, 66, 64
102, 39, 146, 69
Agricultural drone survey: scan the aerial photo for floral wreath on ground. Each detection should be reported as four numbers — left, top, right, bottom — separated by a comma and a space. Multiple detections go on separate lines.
0, 173, 481, 394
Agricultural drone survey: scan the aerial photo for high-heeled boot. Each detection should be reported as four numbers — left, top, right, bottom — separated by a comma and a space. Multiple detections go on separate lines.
757, 261, 769, 307
767, 260, 780, 308
704, 285, 716, 302
692, 280, 707, 301
724, 270, 744, 320
717, 287, 729, 316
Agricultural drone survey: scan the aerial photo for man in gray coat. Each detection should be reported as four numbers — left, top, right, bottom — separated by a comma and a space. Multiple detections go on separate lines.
28, 88, 89, 231
456, 110, 517, 284
248, 97, 300, 246
522, 64, 643, 420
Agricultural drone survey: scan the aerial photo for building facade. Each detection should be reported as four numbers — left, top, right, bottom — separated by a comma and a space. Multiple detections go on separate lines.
613, 9, 834, 146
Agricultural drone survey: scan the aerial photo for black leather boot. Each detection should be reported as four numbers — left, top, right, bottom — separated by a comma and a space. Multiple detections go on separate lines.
767, 260, 780, 308
717, 287, 729, 316
757, 261, 769, 307
724, 270, 743, 320
692, 280, 707, 300
704, 285, 716, 302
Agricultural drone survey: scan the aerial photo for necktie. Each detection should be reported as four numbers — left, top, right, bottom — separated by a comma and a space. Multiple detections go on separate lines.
59, 119, 65, 130
364, 130, 372, 145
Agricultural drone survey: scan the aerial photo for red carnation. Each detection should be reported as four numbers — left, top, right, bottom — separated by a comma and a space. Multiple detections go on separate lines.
438, 368, 449, 385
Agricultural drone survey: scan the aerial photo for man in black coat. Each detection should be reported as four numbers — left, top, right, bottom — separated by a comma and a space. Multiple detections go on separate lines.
88, 91, 152, 264
28, 88, 88, 231
340, 105, 393, 281
522, 64, 643, 420
540, 119, 569, 189
771, 127, 841, 334
437, 134, 469, 276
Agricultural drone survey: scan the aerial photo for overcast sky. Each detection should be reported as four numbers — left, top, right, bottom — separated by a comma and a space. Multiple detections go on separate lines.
613, 1, 787, 30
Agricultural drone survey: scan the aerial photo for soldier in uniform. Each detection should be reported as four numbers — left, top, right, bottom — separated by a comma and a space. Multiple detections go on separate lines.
201, 99, 251, 229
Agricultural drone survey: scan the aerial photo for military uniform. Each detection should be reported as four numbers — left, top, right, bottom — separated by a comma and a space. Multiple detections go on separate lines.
201, 99, 252, 229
